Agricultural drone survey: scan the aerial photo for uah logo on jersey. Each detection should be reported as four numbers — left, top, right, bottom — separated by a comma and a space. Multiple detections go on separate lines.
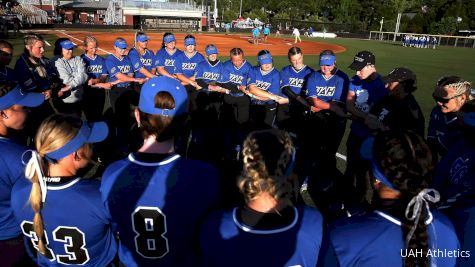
449, 157, 470, 186
378, 108, 389, 121
87, 65, 102, 74
164, 59, 175, 67
256, 80, 271, 90
316, 86, 336, 96
117, 65, 131, 73
229, 74, 244, 84
182, 62, 197, 70
141, 58, 152, 67
203, 72, 219, 80
289, 78, 304, 88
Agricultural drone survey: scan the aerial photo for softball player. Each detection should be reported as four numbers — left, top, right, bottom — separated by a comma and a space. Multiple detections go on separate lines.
11, 114, 117, 266
279, 47, 313, 132
100, 76, 220, 267
154, 32, 183, 78
328, 131, 459, 267
0, 84, 44, 266
174, 34, 205, 112
0, 40, 15, 84
81, 36, 109, 121
200, 129, 324, 267
105, 37, 145, 152
128, 32, 156, 80
248, 50, 287, 128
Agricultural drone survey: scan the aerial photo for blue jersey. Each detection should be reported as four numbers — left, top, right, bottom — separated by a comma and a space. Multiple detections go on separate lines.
0, 138, 27, 240
280, 65, 313, 95
105, 54, 137, 88
194, 60, 223, 88
174, 51, 205, 78
263, 27, 270, 35
329, 210, 459, 267
200, 206, 323, 267
128, 48, 155, 79
247, 66, 281, 105
14, 53, 59, 93
153, 48, 183, 75
348, 74, 387, 138
252, 28, 260, 37
0, 65, 17, 84
11, 177, 117, 267
220, 60, 252, 97
427, 106, 461, 156
100, 153, 220, 267
432, 139, 475, 201
81, 54, 107, 80
305, 70, 344, 104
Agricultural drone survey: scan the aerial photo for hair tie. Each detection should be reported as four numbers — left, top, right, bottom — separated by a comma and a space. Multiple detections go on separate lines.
24, 150, 48, 203
404, 188, 440, 245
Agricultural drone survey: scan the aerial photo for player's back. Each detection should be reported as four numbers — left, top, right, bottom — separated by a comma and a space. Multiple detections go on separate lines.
12, 177, 117, 267
101, 153, 220, 267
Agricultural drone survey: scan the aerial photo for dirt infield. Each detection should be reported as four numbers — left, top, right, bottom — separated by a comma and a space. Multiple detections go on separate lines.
48, 30, 345, 56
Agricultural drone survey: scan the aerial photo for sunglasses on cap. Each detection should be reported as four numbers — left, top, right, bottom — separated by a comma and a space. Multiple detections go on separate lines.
432, 92, 464, 104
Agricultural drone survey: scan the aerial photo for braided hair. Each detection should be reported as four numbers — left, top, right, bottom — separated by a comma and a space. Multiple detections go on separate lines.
373, 131, 434, 267
239, 129, 296, 204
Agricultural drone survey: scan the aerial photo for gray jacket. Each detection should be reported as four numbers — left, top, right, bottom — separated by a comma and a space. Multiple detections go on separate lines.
55, 56, 88, 103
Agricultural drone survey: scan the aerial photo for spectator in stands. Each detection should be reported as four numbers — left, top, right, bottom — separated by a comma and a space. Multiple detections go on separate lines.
154, 32, 183, 78
53, 39, 88, 116
427, 76, 471, 160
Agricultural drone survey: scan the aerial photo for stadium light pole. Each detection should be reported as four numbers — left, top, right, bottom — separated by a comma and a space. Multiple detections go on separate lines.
379, 17, 384, 40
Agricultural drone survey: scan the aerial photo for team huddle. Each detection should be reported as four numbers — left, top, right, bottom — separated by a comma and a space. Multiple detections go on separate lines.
0, 31, 474, 266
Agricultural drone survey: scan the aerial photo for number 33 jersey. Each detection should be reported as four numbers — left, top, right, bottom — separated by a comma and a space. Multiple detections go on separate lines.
11, 177, 118, 267
100, 153, 220, 267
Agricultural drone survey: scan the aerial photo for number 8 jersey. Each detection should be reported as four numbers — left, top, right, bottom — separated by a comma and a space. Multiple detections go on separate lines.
100, 153, 220, 267
11, 177, 118, 267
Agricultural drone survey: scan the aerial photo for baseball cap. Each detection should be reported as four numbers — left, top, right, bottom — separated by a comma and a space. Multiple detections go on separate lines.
319, 54, 336, 66
349, 51, 375, 71
139, 76, 188, 116
114, 39, 128, 49
360, 137, 399, 192
45, 121, 109, 161
0, 84, 44, 110
258, 53, 273, 65
205, 45, 218, 56
382, 67, 416, 83
60, 40, 76, 50
136, 34, 149, 43
184, 37, 196, 46
163, 34, 176, 44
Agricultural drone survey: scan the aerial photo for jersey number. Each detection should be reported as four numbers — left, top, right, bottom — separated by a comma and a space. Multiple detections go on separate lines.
132, 207, 169, 258
21, 221, 90, 265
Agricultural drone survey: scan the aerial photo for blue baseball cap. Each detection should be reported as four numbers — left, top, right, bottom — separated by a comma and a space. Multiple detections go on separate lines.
114, 39, 128, 49
205, 45, 218, 56
163, 34, 176, 44
360, 137, 399, 192
45, 121, 109, 161
136, 34, 149, 43
0, 85, 44, 110
184, 37, 196, 46
258, 53, 273, 65
60, 40, 76, 50
319, 54, 336, 66
139, 76, 188, 116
